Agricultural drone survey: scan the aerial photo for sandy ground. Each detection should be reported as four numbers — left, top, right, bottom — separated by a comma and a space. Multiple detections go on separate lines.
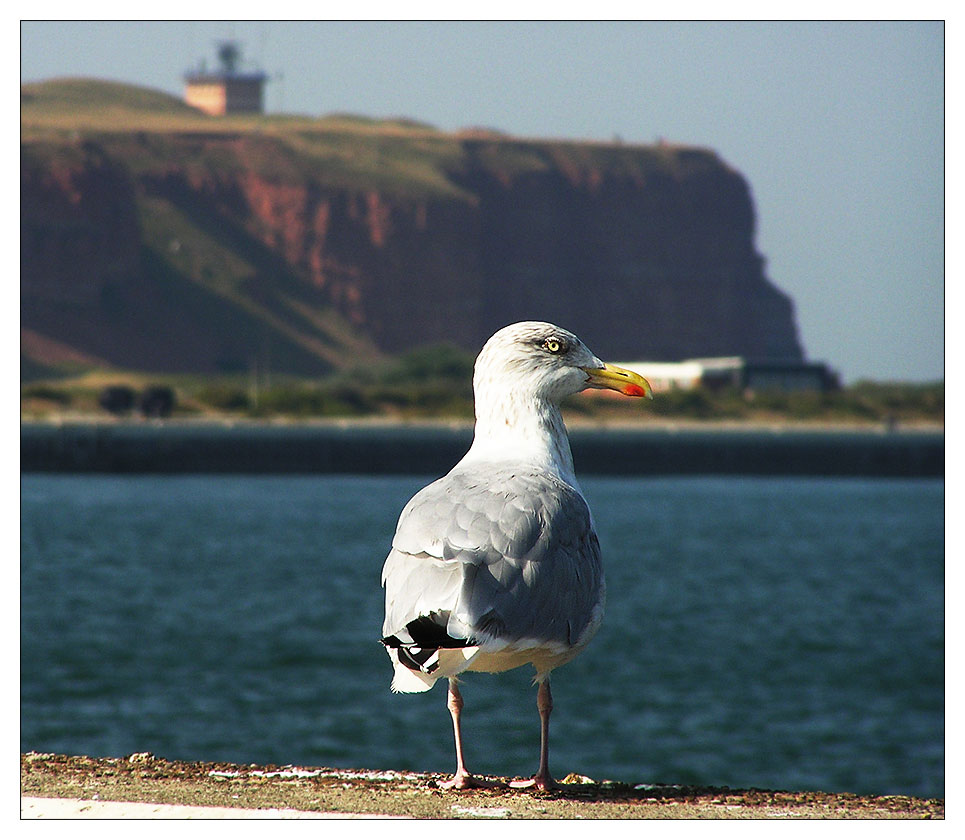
20, 752, 943, 820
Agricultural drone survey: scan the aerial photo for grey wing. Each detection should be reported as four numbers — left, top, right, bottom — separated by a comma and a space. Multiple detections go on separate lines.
381, 468, 604, 649
380, 474, 473, 640
455, 474, 604, 647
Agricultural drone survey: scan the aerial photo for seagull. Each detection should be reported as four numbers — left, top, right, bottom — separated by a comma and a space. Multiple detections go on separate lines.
380, 321, 652, 790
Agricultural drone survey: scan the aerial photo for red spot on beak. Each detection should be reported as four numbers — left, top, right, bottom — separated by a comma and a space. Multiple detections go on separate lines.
623, 383, 647, 397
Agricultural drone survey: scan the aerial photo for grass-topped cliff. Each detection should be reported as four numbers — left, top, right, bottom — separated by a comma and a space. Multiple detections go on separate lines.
23, 78, 804, 394
21, 77, 716, 196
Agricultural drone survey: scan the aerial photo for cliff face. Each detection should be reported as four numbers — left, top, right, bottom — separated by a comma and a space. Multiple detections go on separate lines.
20, 129, 803, 376
455, 141, 801, 361
21, 140, 336, 375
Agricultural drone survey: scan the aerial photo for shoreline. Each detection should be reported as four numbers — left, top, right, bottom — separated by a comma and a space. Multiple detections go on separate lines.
20, 753, 944, 820
19, 412, 946, 432
21, 419, 944, 477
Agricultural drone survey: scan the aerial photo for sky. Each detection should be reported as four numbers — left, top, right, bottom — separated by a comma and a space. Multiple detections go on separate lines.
19, 19, 945, 383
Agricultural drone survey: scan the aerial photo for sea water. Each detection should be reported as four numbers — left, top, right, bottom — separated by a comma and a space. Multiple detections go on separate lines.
20, 473, 943, 798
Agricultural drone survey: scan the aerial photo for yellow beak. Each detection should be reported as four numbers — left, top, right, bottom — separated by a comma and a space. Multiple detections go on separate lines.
581, 362, 653, 399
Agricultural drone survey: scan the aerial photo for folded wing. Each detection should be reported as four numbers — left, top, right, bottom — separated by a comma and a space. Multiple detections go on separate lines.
381, 466, 604, 678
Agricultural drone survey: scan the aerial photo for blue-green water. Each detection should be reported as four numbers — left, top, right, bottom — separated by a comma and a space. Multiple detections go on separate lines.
20, 474, 944, 798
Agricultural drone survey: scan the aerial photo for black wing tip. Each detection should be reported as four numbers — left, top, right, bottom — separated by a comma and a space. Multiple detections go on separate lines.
381, 612, 476, 675
383, 612, 474, 650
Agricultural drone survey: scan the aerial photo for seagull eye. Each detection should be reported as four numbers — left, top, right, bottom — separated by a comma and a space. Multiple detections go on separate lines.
542, 338, 565, 354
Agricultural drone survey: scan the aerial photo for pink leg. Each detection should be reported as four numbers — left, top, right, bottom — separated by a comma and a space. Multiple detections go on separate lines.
510, 679, 556, 790
438, 679, 501, 790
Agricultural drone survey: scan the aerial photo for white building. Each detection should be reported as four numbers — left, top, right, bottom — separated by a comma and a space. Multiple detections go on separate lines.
608, 357, 838, 394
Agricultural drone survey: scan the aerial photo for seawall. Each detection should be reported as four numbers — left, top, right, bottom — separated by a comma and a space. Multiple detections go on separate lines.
20, 423, 944, 477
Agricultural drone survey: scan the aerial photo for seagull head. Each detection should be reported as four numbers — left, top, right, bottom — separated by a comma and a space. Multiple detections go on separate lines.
474, 321, 653, 404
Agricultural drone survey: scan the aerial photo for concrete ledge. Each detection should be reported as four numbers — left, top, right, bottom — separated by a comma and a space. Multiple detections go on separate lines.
20, 753, 944, 820
21, 796, 399, 819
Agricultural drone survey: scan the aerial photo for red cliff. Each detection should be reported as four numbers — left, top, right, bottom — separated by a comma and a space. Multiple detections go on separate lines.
21, 120, 803, 376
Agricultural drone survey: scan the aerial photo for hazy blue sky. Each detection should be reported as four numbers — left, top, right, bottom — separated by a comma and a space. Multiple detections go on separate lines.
20, 20, 944, 382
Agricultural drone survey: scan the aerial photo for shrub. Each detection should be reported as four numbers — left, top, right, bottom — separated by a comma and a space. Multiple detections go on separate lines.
379, 344, 475, 384
140, 386, 176, 418
99, 386, 136, 415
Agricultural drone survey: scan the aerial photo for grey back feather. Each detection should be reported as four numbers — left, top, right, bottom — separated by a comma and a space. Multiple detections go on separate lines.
382, 465, 604, 648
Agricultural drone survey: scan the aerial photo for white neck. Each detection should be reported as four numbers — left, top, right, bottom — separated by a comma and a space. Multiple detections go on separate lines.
458, 386, 577, 485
